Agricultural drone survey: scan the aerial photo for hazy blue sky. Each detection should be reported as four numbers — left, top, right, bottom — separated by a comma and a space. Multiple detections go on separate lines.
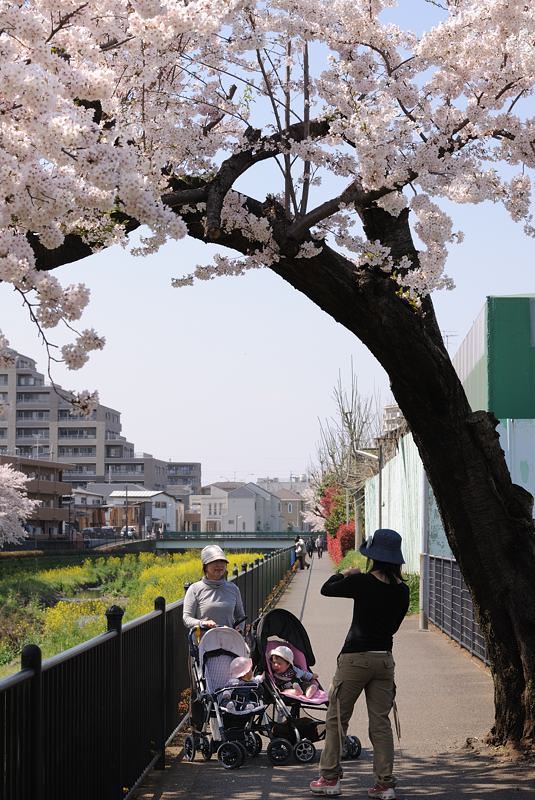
2, 2, 534, 485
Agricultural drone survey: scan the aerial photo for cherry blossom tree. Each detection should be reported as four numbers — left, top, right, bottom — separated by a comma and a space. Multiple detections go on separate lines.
1, 0, 535, 747
0, 464, 40, 545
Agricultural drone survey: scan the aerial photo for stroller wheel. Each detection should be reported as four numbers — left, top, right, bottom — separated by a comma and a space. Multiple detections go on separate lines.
342, 735, 362, 760
293, 738, 316, 763
244, 731, 263, 757
200, 735, 212, 761
267, 737, 293, 765
183, 734, 196, 762
217, 741, 244, 770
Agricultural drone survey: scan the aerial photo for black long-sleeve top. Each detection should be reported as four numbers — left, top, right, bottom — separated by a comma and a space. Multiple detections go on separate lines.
321, 572, 410, 653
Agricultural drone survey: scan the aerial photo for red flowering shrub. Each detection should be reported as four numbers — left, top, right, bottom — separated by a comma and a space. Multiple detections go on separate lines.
338, 522, 355, 557
321, 485, 340, 518
327, 521, 355, 565
327, 531, 342, 563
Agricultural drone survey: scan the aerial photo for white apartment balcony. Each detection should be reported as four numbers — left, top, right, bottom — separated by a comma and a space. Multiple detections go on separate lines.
16, 397, 50, 406
57, 433, 97, 440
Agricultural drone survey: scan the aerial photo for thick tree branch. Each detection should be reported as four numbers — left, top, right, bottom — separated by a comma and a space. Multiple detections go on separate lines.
202, 117, 330, 236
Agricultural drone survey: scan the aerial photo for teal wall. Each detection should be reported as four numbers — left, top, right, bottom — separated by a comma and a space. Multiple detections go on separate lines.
488, 296, 535, 418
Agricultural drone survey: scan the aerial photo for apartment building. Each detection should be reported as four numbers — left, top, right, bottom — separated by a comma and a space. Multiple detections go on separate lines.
0, 350, 199, 492
0, 351, 123, 484
166, 462, 201, 493
0, 454, 72, 539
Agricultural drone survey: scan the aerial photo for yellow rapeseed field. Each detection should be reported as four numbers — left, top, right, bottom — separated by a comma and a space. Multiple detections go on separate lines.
37, 550, 264, 657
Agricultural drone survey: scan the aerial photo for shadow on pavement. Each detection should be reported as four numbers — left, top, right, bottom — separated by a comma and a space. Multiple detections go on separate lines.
134, 740, 535, 800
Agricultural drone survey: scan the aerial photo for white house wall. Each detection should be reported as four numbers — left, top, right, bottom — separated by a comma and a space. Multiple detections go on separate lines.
364, 433, 424, 574
225, 496, 255, 532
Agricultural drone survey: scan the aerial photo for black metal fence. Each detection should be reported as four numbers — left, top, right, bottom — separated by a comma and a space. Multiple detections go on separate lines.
0, 548, 293, 800
428, 555, 488, 665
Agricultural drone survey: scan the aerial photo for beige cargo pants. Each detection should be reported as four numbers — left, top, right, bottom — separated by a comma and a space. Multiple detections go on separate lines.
319, 651, 397, 787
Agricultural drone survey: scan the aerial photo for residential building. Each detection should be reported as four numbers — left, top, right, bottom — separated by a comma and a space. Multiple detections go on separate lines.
258, 475, 311, 498
382, 404, 405, 434
190, 482, 284, 532
0, 454, 72, 541
271, 488, 305, 531
166, 462, 201, 493
107, 489, 181, 534
165, 484, 193, 511
257, 476, 312, 531
0, 349, 199, 492
71, 488, 106, 531
105, 452, 168, 490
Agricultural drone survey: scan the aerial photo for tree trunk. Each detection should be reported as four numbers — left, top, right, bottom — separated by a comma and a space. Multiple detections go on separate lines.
268, 210, 535, 748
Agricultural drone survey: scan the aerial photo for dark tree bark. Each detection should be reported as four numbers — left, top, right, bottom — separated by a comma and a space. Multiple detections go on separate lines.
269, 208, 535, 748
29, 186, 535, 748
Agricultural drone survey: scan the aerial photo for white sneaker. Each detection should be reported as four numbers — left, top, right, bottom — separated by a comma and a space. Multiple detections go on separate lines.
367, 784, 395, 800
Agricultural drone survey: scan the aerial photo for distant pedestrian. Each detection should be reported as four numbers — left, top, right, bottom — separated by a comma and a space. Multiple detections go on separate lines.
315, 534, 323, 558
294, 536, 309, 570
306, 536, 314, 559
309, 529, 410, 800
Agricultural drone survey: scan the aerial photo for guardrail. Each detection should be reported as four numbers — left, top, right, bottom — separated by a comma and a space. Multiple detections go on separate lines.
163, 531, 300, 540
0, 547, 293, 800
428, 555, 488, 665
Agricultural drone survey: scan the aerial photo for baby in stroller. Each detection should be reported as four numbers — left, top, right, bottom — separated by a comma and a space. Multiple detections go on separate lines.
249, 609, 361, 766
265, 641, 328, 705
185, 627, 267, 769
220, 656, 263, 713
269, 644, 321, 699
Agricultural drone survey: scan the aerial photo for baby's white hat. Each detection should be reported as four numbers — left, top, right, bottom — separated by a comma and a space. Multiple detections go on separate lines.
270, 645, 294, 666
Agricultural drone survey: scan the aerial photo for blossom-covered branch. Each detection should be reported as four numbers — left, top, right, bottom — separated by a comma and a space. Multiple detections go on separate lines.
0, 464, 41, 546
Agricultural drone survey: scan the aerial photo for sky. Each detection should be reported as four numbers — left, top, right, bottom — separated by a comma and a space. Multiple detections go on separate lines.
1, 2, 534, 486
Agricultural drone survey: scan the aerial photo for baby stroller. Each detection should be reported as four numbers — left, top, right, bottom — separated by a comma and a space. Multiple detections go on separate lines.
185, 626, 267, 769
250, 608, 362, 765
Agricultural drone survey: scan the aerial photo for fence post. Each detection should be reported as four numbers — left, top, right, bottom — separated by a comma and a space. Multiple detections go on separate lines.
106, 605, 124, 800
21, 644, 43, 800
154, 596, 166, 770
254, 558, 262, 619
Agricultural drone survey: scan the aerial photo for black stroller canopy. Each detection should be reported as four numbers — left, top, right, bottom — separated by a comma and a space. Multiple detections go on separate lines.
252, 608, 316, 668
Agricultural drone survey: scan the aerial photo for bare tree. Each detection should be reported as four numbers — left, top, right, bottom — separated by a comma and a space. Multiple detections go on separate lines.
312, 363, 382, 496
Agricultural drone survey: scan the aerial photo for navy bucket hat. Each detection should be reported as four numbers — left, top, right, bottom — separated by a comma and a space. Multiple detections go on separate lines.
359, 528, 405, 565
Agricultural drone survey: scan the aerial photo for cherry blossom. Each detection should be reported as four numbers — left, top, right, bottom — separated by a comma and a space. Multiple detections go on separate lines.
0, 0, 534, 372
0, 463, 41, 545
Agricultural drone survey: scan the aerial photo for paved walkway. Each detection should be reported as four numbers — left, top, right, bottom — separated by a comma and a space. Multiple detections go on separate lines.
133, 555, 535, 799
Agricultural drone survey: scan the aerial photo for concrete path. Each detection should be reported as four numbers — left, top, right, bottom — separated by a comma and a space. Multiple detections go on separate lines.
133, 554, 535, 799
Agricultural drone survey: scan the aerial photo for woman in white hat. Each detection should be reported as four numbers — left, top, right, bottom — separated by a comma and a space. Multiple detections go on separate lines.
182, 544, 245, 630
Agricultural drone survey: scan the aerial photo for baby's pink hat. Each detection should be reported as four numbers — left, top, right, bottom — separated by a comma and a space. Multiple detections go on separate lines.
230, 656, 253, 679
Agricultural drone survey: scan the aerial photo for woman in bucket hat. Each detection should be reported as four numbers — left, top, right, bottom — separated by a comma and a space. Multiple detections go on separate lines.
309, 529, 410, 800
182, 544, 245, 631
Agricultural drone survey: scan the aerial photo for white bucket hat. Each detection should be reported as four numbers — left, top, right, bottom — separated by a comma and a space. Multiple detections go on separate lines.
201, 544, 229, 565
230, 656, 253, 679
270, 645, 294, 666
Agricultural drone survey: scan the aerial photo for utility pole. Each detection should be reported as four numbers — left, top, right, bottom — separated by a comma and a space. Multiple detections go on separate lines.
125, 484, 128, 533
378, 443, 383, 529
